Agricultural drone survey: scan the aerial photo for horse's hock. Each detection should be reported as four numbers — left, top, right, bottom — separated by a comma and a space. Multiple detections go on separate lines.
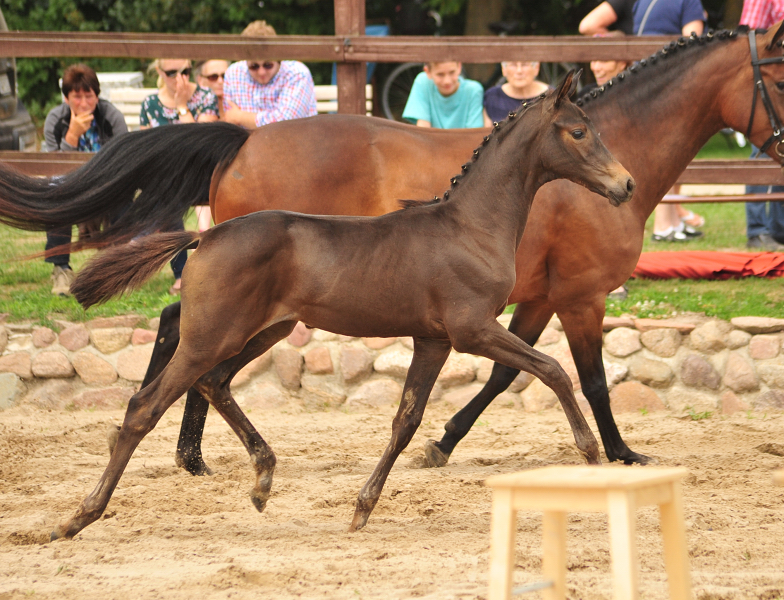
1, 313, 784, 415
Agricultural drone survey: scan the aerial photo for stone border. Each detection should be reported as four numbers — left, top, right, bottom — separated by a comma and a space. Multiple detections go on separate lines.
1, 314, 783, 415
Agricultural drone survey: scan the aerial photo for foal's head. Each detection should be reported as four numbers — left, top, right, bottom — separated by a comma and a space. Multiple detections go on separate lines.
533, 71, 635, 206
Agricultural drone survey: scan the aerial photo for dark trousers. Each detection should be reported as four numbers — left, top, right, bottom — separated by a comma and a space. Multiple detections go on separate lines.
746, 146, 784, 240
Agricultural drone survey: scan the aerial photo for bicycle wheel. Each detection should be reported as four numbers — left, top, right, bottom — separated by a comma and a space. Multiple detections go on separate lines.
381, 62, 423, 121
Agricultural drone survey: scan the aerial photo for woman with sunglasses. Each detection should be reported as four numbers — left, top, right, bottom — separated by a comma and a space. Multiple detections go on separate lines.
196, 60, 230, 120
222, 20, 317, 129
139, 59, 219, 294
139, 59, 219, 129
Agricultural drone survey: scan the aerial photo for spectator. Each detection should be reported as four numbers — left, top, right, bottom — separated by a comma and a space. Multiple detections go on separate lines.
194, 59, 230, 232
483, 61, 550, 126
579, 0, 636, 36
634, 0, 706, 242
740, 0, 784, 251
140, 58, 219, 294
402, 61, 483, 128
43, 63, 128, 296
223, 20, 318, 129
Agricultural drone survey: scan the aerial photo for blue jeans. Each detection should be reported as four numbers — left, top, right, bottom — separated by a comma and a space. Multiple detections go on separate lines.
746, 146, 784, 240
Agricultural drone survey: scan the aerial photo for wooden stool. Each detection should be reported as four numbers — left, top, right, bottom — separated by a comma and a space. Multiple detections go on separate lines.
485, 466, 691, 600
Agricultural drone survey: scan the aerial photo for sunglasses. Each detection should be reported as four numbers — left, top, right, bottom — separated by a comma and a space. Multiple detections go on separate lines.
247, 62, 277, 71
163, 67, 192, 78
202, 72, 225, 82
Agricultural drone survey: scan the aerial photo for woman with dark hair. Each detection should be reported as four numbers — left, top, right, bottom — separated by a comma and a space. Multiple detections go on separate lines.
43, 63, 128, 296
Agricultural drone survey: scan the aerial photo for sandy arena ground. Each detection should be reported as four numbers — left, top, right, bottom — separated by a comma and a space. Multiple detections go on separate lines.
0, 400, 782, 600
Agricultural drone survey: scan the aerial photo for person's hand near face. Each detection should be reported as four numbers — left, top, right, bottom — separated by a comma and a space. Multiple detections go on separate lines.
63, 88, 99, 148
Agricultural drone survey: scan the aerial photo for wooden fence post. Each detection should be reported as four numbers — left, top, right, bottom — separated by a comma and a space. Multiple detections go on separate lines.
334, 0, 366, 114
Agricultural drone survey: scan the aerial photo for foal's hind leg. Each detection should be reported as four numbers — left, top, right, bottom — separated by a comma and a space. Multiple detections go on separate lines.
134, 302, 213, 476
350, 338, 452, 532
52, 350, 215, 540
424, 303, 554, 467
453, 320, 601, 465
192, 320, 296, 512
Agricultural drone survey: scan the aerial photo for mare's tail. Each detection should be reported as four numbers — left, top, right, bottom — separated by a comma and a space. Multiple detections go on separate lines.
72, 231, 201, 309
0, 122, 249, 249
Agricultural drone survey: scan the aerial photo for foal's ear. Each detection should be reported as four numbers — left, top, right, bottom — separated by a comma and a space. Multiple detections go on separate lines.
765, 20, 784, 50
554, 69, 578, 108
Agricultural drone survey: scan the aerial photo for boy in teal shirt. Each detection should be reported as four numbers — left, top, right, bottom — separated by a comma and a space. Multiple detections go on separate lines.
402, 61, 484, 129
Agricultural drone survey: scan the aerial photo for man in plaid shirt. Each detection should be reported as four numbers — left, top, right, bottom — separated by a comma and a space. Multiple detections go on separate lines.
223, 20, 317, 128
740, 0, 784, 251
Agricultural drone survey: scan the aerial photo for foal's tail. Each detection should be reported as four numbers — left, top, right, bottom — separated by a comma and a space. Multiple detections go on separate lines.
72, 231, 201, 309
0, 122, 249, 249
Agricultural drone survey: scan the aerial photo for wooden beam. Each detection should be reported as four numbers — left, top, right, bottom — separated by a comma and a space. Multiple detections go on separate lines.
334, 0, 366, 114
0, 31, 677, 63
0, 151, 90, 176
676, 160, 784, 184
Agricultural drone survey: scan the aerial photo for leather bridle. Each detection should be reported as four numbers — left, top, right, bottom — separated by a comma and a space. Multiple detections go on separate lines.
745, 28, 784, 159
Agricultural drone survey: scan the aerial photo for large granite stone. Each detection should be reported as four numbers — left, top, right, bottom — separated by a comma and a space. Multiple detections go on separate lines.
666, 386, 718, 414
730, 316, 784, 334
274, 347, 303, 390
609, 381, 666, 413
300, 375, 346, 408
536, 327, 561, 346
748, 335, 781, 360
232, 351, 272, 388
640, 328, 681, 357
87, 315, 144, 329
22, 379, 74, 410
436, 353, 476, 388
680, 355, 721, 390
0, 352, 33, 379
58, 325, 90, 352
31, 326, 56, 348
240, 382, 289, 409
604, 362, 628, 391
340, 346, 374, 383
90, 327, 133, 354
72, 351, 118, 386
756, 364, 784, 389
131, 328, 157, 345
304, 346, 334, 375
373, 349, 413, 379
362, 337, 396, 350
722, 353, 759, 393
520, 379, 557, 412
726, 329, 752, 350
604, 327, 641, 358
346, 378, 402, 408
628, 357, 673, 389
634, 318, 696, 334
31, 351, 74, 378
116, 345, 154, 382
602, 316, 635, 331
0, 373, 23, 410
753, 390, 784, 411
689, 321, 731, 354
720, 390, 750, 415
71, 387, 134, 410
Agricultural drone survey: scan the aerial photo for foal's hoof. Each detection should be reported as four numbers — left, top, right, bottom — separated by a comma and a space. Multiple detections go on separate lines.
613, 449, 658, 466
249, 487, 271, 513
348, 511, 369, 533
423, 440, 450, 468
49, 523, 71, 542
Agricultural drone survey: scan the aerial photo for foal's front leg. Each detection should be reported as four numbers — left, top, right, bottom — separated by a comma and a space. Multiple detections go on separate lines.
349, 338, 452, 532
454, 320, 601, 465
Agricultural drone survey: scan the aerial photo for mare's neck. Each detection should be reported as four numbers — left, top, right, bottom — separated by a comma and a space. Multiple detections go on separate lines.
584, 40, 742, 221
446, 109, 550, 249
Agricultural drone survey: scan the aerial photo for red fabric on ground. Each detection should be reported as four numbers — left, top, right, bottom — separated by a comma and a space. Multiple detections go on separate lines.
633, 252, 784, 279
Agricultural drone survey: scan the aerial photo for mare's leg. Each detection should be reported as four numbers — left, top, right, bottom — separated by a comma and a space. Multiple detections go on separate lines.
350, 338, 452, 532
558, 305, 652, 464
424, 303, 554, 468
52, 348, 219, 540
192, 320, 296, 512
453, 320, 600, 465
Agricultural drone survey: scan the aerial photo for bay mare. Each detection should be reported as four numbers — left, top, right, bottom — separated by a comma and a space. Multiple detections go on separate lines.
0, 26, 783, 472
51, 75, 633, 539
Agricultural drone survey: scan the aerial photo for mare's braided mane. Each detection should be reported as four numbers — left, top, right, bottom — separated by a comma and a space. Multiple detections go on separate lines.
398, 94, 547, 211
574, 26, 757, 107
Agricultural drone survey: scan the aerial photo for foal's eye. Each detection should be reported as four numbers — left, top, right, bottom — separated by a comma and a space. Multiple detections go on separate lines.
776, 81, 784, 92
571, 129, 585, 140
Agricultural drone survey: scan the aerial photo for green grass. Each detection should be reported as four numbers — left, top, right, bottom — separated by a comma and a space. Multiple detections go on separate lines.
0, 133, 776, 327
0, 210, 199, 327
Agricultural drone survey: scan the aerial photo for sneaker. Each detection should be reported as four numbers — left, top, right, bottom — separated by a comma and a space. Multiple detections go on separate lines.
607, 284, 628, 301
747, 233, 784, 251
51, 266, 75, 296
651, 229, 702, 242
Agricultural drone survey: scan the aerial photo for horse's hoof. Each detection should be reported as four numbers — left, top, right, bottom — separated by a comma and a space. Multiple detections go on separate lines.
50, 524, 70, 542
175, 453, 214, 477
348, 511, 369, 533
423, 439, 450, 468
249, 487, 271, 513
49, 530, 60, 542
614, 450, 657, 465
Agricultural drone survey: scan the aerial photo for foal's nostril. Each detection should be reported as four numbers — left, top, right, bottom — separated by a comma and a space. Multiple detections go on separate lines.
626, 178, 635, 193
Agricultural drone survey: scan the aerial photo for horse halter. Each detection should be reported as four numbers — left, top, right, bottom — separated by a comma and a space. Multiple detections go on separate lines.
745, 29, 784, 159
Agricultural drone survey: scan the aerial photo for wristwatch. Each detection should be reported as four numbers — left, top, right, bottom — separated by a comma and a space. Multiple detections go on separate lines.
178, 107, 189, 117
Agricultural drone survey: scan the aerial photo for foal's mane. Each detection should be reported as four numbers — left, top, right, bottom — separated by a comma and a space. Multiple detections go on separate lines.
574, 26, 760, 110
398, 94, 547, 211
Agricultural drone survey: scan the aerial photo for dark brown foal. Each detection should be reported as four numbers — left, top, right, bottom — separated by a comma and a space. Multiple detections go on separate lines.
53, 72, 634, 540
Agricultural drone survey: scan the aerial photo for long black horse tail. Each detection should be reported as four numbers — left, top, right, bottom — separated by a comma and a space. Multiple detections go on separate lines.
0, 122, 248, 248
72, 231, 201, 309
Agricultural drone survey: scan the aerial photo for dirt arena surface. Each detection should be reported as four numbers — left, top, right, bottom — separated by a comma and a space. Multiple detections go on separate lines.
0, 400, 782, 600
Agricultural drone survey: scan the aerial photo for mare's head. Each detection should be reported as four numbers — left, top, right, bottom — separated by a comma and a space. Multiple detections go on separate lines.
533, 71, 635, 206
